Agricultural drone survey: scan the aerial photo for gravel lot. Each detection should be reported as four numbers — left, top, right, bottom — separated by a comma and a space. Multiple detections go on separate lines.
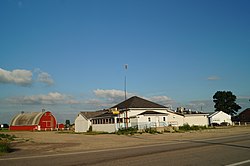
1, 126, 250, 156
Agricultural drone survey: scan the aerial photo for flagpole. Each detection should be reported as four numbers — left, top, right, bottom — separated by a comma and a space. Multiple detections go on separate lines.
124, 64, 128, 101
124, 64, 128, 129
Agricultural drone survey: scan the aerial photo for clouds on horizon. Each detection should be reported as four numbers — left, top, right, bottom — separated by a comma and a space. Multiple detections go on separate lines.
1, 89, 250, 124
6, 92, 77, 105
2, 88, 249, 113
0, 68, 54, 86
90, 89, 175, 109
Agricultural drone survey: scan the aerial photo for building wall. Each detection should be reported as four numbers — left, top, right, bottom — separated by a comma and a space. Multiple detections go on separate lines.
184, 115, 209, 126
9, 125, 37, 131
92, 124, 116, 133
167, 112, 184, 126
75, 114, 90, 132
9, 111, 57, 131
239, 109, 250, 122
137, 115, 167, 128
210, 112, 232, 125
39, 112, 57, 129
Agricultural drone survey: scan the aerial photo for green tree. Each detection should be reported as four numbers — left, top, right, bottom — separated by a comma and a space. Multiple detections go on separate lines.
65, 120, 70, 128
213, 91, 241, 116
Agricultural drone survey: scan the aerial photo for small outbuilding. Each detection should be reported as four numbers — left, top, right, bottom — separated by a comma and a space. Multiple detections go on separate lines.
74, 110, 107, 132
208, 111, 232, 126
10, 110, 58, 131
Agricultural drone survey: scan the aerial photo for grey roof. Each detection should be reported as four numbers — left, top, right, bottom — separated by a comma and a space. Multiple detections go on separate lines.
92, 112, 118, 119
10, 112, 45, 126
111, 96, 167, 109
79, 110, 108, 119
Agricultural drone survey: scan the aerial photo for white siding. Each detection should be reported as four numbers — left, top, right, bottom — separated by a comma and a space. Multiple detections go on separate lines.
184, 115, 209, 126
209, 111, 232, 125
167, 112, 184, 126
74, 114, 90, 132
92, 124, 116, 133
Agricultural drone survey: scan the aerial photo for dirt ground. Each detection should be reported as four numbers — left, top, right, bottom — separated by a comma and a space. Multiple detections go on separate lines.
1, 126, 250, 156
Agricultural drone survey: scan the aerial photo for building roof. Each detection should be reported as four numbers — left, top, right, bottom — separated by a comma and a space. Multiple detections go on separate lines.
111, 96, 167, 109
138, 111, 168, 115
208, 111, 220, 117
79, 110, 108, 119
208, 111, 230, 118
10, 111, 48, 126
239, 108, 250, 115
92, 112, 118, 119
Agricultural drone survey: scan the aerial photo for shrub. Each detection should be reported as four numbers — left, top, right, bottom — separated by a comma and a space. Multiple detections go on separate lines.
179, 124, 208, 131
0, 134, 16, 153
0, 141, 11, 153
145, 127, 158, 134
0, 134, 16, 141
116, 127, 138, 135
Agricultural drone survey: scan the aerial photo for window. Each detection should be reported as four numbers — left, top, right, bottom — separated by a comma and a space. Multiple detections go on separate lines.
163, 117, 166, 121
148, 117, 151, 122
117, 118, 123, 123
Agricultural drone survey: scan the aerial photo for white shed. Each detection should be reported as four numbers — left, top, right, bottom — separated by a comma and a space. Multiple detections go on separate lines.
74, 111, 107, 132
208, 111, 232, 125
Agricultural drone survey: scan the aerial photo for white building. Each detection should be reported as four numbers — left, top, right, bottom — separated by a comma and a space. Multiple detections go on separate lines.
91, 96, 171, 132
75, 96, 210, 133
208, 111, 232, 125
74, 110, 107, 132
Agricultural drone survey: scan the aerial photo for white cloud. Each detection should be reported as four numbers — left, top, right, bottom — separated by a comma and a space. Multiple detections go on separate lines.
94, 89, 134, 101
0, 68, 55, 86
238, 96, 250, 100
34, 68, 54, 86
91, 89, 175, 109
37, 72, 54, 85
0, 68, 32, 86
186, 100, 214, 112
207, 76, 220, 81
86, 89, 135, 109
7, 92, 78, 105
148, 95, 175, 107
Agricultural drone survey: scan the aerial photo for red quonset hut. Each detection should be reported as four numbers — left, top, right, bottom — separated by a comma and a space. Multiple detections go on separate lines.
10, 110, 62, 131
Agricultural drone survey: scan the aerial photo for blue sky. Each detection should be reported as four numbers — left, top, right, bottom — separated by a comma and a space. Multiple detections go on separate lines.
1, 0, 250, 123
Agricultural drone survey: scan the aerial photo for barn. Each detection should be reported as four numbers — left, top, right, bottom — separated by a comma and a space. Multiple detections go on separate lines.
10, 109, 58, 131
